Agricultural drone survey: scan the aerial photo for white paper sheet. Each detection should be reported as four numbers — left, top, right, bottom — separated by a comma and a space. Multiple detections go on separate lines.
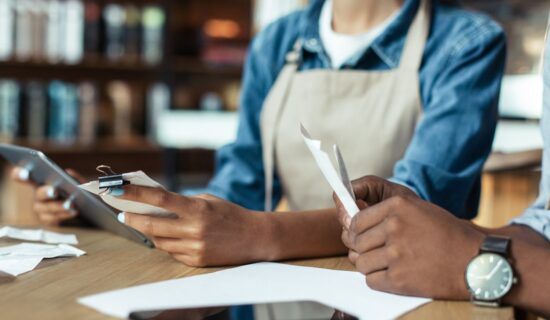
79, 171, 171, 216
0, 256, 43, 276
0, 226, 78, 245
300, 125, 359, 216
78, 262, 430, 320
0, 243, 86, 259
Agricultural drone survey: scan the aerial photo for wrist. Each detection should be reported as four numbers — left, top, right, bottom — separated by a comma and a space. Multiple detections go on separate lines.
248, 210, 281, 262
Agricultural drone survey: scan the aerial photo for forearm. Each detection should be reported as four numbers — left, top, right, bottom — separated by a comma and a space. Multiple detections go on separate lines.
260, 208, 348, 261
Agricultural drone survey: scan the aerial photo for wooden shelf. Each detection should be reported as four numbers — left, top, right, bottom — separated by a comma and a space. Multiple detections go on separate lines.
0, 57, 242, 82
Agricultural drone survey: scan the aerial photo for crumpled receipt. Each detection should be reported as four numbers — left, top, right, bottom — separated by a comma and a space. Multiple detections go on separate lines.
0, 226, 78, 245
78, 171, 170, 216
0, 243, 86, 276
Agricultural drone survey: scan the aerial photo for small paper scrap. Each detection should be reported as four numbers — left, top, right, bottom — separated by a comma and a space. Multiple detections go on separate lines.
0, 226, 78, 245
0, 243, 86, 259
300, 124, 359, 217
0, 256, 43, 276
79, 171, 171, 216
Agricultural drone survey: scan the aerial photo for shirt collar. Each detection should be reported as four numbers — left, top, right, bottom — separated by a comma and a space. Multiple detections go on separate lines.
298, 0, 421, 68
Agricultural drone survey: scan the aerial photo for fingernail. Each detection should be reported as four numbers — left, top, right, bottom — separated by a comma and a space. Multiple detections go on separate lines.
108, 188, 125, 197
345, 216, 352, 228
117, 212, 126, 224
69, 209, 78, 217
18, 168, 29, 181
46, 186, 57, 199
63, 199, 72, 211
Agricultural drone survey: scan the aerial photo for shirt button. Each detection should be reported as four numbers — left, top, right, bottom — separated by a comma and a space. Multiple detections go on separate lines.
307, 38, 319, 47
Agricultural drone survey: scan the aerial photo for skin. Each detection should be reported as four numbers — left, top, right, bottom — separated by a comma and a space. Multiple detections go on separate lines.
335, 175, 550, 318
9, 0, 403, 264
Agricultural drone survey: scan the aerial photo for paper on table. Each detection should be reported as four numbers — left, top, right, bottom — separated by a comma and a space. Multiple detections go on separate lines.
79, 171, 171, 216
0, 243, 86, 259
78, 262, 430, 320
0, 256, 43, 276
0, 226, 78, 245
300, 124, 359, 217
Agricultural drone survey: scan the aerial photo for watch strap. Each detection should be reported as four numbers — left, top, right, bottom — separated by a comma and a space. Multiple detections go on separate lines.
480, 235, 511, 256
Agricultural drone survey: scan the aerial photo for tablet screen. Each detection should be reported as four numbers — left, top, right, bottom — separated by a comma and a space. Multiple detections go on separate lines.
129, 301, 358, 320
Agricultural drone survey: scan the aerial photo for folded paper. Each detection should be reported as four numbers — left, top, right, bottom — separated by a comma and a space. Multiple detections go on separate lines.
79, 171, 171, 216
0, 226, 78, 245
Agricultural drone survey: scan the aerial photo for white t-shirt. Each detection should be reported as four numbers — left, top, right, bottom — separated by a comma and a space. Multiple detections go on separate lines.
319, 0, 399, 69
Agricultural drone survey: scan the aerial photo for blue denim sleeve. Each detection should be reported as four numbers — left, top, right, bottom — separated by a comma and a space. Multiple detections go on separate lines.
391, 25, 506, 219
511, 27, 550, 242
206, 36, 282, 211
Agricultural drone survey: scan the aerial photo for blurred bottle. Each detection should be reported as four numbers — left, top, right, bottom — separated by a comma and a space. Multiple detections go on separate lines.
107, 81, 133, 141
45, 0, 63, 63
104, 4, 126, 61
23, 81, 47, 142
64, 0, 84, 64
200, 92, 223, 112
125, 4, 141, 63
0, 80, 21, 143
0, 0, 15, 61
30, 0, 47, 62
48, 81, 79, 143
142, 6, 165, 65
78, 82, 98, 144
83, 1, 101, 57
146, 83, 170, 141
14, 0, 33, 61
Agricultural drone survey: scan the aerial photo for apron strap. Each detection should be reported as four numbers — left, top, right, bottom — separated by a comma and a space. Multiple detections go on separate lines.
261, 40, 301, 211
399, 0, 431, 70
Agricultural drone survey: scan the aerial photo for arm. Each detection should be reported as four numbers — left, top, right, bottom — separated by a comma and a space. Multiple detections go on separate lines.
392, 25, 506, 218
335, 177, 550, 317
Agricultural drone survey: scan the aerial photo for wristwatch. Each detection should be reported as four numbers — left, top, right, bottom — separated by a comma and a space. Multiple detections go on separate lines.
465, 235, 518, 307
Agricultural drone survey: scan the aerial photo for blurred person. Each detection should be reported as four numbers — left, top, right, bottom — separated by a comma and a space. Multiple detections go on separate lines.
13, 0, 506, 267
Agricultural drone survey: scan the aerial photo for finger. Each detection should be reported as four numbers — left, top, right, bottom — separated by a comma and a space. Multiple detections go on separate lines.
351, 176, 389, 204
348, 250, 359, 265
121, 212, 183, 238
34, 201, 71, 215
341, 229, 353, 249
112, 185, 193, 214
170, 253, 207, 268
353, 222, 387, 254
38, 210, 77, 225
153, 237, 203, 255
355, 248, 388, 275
35, 185, 59, 201
11, 167, 36, 186
66, 169, 86, 184
365, 270, 392, 293
356, 199, 368, 210
334, 195, 352, 229
350, 201, 393, 235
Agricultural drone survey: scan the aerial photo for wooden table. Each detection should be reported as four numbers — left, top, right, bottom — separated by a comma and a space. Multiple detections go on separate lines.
0, 227, 515, 320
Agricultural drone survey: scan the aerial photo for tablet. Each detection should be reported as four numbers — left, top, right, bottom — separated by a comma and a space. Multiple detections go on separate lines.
129, 301, 359, 320
0, 144, 154, 248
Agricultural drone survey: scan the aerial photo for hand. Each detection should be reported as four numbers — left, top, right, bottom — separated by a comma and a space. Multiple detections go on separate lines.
114, 185, 270, 267
11, 167, 85, 225
348, 195, 485, 300
334, 176, 416, 264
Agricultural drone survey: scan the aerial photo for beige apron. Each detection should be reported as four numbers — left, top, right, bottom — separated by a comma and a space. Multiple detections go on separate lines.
261, 0, 431, 211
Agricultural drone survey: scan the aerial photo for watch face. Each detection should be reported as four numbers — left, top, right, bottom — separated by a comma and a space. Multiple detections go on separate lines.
466, 253, 514, 301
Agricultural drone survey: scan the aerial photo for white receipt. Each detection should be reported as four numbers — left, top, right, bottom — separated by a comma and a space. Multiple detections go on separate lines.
300, 125, 360, 216
0, 243, 86, 259
79, 171, 171, 216
0, 226, 78, 245
0, 243, 86, 277
78, 262, 430, 320
0, 257, 43, 276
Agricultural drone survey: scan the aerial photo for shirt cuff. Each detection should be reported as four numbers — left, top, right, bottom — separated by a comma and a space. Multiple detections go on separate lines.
388, 177, 420, 197
510, 208, 550, 242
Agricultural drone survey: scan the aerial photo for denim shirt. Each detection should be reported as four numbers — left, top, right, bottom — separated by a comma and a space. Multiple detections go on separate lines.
512, 22, 550, 242
207, 0, 506, 219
